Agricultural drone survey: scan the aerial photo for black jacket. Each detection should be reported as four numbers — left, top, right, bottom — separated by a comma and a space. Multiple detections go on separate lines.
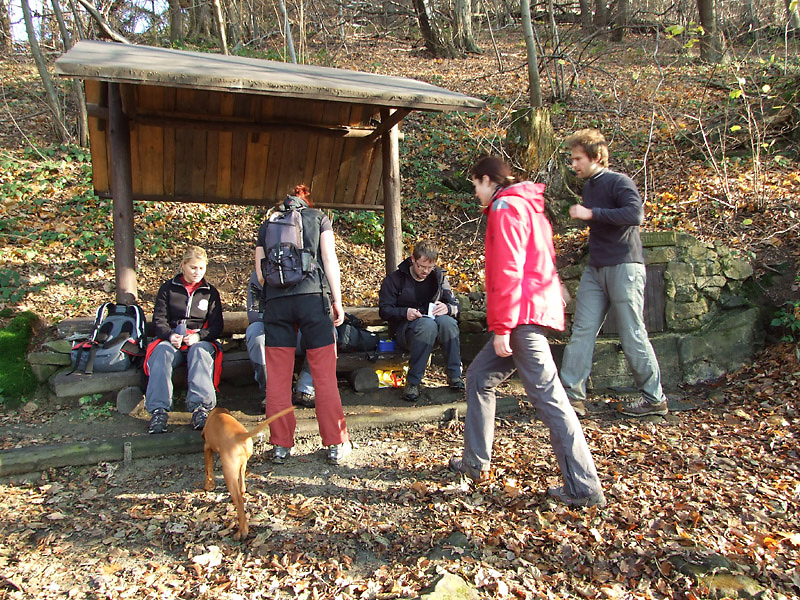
151, 275, 224, 342
378, 257, 459, 336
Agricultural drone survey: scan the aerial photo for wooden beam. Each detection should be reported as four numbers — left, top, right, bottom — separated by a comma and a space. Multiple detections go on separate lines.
96, 192, 386, 210
381, 108, 402, 274
364, 108, 411, 143
108, 83, 138, 305
86, 103, 378, 138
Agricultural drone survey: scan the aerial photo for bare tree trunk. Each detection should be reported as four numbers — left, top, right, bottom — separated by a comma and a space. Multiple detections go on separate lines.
51, 0, 89, 146
520, 0, 541, 108
697, 0, 723, 62
21, 0, 69, 142
168, 0, 184, 44
411, 0, 455, 57
594, 0, 608, 32
277, 0, 297, 63
611, 0, 628, 41
454, 0, 481, 53
0, 0, 12, 52
210, 0, 228, 53
547, 0, 564, 100
577, 0, 592, 30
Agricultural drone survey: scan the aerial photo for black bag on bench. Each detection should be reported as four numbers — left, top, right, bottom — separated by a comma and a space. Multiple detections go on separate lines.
70, 302, 147, 374
336, 313, 379, 353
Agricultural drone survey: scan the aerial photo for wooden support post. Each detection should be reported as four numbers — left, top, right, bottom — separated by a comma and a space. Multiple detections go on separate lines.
381, 108, 402, 274
108, 82, 138, 305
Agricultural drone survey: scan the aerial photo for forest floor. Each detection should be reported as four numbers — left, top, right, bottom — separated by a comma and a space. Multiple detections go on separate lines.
1, 26, 799, 600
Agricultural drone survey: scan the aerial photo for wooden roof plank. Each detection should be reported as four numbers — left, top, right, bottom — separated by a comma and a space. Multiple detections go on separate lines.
55, 40, 485, 114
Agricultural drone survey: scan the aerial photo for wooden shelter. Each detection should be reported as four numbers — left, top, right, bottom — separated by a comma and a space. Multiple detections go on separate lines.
55, 40, 484, 304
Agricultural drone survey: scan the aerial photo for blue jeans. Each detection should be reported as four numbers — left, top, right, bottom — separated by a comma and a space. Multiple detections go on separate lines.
560, 263, 665, 404
462, 325, 602, 498
145, 340, 217, 413
395, 315, 462, 386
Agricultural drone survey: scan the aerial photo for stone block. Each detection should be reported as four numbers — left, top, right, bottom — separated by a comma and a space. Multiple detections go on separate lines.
665, 262, 697, 301
420, 573, 479, 600
679, 308, 765, 384
666, 299, 707, 322
458, 321, 486, 334
44, 339, 73, 354
721, 257, 754, 280
644, 246, 677, 264
460, 310, 486, 324
641, 231, 677, 247
27, 351, 72, 366
30, 363, 60, 383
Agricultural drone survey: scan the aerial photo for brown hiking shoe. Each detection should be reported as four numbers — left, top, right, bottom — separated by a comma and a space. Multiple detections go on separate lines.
618, 397, 668, 417
569, 398, 587, 417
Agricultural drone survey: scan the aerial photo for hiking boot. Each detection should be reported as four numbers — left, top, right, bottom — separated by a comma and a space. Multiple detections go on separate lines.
293, 391, 316, 408
327, 441, 352, 465
191, 406, 209, 430
547, 485, 607, 508
448, 376, 466, 391
448, 456, 489, 482
148, 408, 168, 434
402, 383, 420, 402
272, 445, 292, 464
618, 396, 668, 417
569, 398, 587, 417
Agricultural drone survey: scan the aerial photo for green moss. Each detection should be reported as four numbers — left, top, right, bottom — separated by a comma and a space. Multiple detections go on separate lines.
0, 311, 39, 408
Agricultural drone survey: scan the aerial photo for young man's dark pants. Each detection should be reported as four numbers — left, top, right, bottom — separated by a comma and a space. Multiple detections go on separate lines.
395, 315, 462, 386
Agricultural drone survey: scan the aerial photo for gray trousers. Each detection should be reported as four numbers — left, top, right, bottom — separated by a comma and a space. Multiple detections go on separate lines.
395, 315, 462, 386
560, 263, 665, 404
145, 341, 217, 413
462, 325, 602, 498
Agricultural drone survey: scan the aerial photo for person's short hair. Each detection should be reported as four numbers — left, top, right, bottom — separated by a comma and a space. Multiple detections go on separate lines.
182, 245, 208, 265
564, 129, 609, 168
470, 155, 517, 187
412, 240, 439, 263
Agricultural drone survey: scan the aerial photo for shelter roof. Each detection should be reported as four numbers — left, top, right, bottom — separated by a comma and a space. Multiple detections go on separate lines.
55, 40, 485, 113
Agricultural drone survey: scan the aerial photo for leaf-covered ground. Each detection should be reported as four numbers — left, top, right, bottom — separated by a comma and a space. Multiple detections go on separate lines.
0, 343, 798, 599
1, 27, 799, 599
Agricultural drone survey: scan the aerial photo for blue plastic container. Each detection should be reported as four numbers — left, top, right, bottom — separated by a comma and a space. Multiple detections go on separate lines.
378, 339, 396, 352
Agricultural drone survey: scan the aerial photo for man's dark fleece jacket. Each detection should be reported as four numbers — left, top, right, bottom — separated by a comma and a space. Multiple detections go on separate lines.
582, 169, 645, 267
378, 258, 459, 337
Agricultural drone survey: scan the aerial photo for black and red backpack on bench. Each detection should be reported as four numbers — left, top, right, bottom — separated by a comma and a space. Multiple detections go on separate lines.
69, 302, 147, 374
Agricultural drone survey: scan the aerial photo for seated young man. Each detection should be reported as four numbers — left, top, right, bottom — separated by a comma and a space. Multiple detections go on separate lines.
245, 271, 315, 408
378, 240, 464, 402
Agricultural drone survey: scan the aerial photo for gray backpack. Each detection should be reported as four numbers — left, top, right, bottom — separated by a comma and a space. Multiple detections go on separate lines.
70, 302, 147, 374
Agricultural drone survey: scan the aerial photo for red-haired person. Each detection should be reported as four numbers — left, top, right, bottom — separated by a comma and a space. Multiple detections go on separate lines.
450, 156, 605, 508
254, 185, 350, 465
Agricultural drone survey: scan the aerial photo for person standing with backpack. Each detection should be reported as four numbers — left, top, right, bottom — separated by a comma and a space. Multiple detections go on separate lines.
145, 246, 224, 434
254, 184, 351, 465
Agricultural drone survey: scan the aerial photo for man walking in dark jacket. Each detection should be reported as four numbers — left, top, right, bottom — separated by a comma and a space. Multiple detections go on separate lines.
379, 240, 464, 401
560, 129, 668, 417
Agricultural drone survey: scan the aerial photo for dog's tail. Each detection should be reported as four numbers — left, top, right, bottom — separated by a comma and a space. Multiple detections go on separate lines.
245, 406, 295, 439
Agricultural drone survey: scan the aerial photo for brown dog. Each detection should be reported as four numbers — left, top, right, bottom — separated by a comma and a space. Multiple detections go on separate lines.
202, 406, 294, 540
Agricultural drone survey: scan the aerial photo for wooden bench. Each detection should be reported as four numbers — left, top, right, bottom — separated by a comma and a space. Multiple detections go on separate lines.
51, 308, 397, 407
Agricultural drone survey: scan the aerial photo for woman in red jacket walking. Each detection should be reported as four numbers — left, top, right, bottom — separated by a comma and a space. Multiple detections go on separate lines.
449, 156, 605, 508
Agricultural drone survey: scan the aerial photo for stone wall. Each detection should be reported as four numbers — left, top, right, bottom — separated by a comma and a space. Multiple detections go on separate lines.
455, 231, 766, 393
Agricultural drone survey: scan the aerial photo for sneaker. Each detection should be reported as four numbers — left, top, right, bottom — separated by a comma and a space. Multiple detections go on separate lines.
272, 445, 292, 464
191, 406, 209, 430
448, 456, 489, 482
402, 383, 420, 402
148, 408, 168, 434
618, 396, 668, 417
569, 398, 587, 417
293, 391, 316, 408
547, 485, 607, 508
448, 376, 465, 391
327, 441, 352, 465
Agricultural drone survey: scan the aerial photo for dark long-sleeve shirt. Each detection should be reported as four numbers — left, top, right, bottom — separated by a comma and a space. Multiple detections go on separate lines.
582, 169, 645, 267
